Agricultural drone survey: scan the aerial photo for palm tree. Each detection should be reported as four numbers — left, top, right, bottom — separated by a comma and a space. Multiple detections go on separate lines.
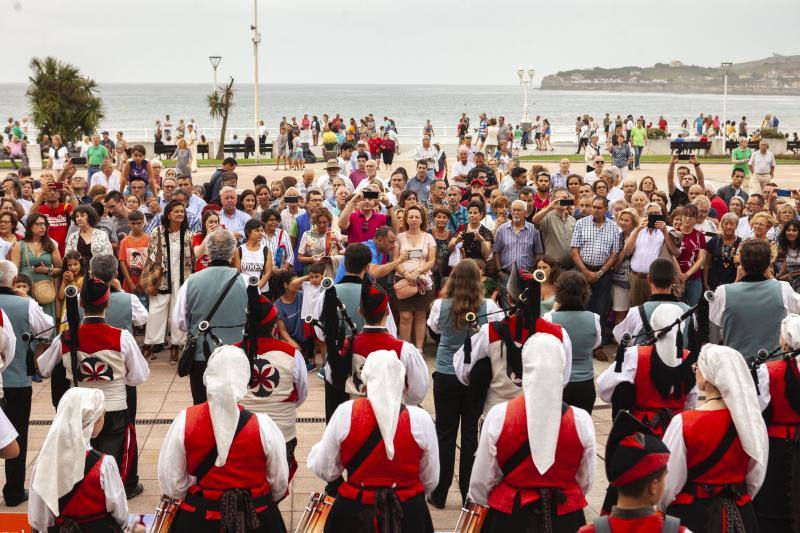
207, 77, 235, 159
26, 57, 104, 143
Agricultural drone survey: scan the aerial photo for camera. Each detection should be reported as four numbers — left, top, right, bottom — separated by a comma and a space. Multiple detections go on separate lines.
285, 196, 299, 204
648, 213, 665, 229
363, 190, 379, 200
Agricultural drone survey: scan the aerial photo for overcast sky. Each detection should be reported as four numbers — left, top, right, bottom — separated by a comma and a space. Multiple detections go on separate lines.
2, 0, 798, 85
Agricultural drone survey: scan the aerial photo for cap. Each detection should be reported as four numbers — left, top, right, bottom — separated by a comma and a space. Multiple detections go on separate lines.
101, 130, 109, 135
471, 179, 486, 187
606, 412, 670, 487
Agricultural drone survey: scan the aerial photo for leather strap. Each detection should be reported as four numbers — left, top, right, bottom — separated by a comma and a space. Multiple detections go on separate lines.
686, 421, 738, 481
345, 406, 407, 477
58, 450, 103, 513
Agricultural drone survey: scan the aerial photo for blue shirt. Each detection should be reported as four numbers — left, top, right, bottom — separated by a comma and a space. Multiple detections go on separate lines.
447, 205, 469, 232
334, 239, 385, 282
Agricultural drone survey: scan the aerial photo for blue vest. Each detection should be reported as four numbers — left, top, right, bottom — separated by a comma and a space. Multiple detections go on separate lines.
635, 300, 691, 347
549, 310, 596, 382
0, 294, 32, 388
723, 279, 785, 361
293, 212, 312, 274
436, 299, 487, 375
186, 266, 247, 361
79, 292, 133, 334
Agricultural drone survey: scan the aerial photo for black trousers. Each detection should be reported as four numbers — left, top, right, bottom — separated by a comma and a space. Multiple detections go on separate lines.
189, 361, 208, 405
482, 504, 585, 533
173, 501, 286, 533
587, 271, 613, 335
563, 379, 596, 414
754, 436, 800, 532
324, 380, 349, 423
50, 361, 70, 408
325, 493, 433, 533
430, 372, 479, 505
91, 408, 138, 492
2, 386, 31, 505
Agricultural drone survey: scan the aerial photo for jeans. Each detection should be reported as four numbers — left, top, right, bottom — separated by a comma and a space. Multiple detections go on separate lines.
634, 145, 644, 168
683, 277, 702, 307
87, 165, 100, 184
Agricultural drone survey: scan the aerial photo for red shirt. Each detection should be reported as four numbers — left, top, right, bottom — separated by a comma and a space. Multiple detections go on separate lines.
38, 203, 73, 256
192, 233, 209, 271
534, 192, 551, 210
367, 137, 382, 156
346, 211, 387, 244
658, 118, 668, 131
678, 229, 706, 279
710, 196, 728, 217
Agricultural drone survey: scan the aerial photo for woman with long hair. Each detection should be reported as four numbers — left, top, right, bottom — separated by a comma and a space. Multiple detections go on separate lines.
238, 218, 272, 293
192, 210, 222, 272
143, 200, 194, 362
237, 189, 257, 219
426, 258, 502, 508
536, 255, 560, 315
0, 211, 19, 260
776, 219, 800, 288
545, 271, 601, 413
10, 213, 63, 319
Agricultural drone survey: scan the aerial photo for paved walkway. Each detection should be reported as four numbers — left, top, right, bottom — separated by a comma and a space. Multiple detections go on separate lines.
0, 340, 615, 530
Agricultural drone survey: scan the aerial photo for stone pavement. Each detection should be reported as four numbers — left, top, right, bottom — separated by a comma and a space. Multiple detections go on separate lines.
0, 340, 615, 531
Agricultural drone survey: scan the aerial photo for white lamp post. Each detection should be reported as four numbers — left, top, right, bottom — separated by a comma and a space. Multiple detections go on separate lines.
209, 56, 221, 143
517, 66, 535, 124
251, 0, 262, 163
721, 62, 733, 132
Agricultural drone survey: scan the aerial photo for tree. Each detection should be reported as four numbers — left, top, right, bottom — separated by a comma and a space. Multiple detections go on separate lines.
26, 57, 104, 143
207, 77, 235, 159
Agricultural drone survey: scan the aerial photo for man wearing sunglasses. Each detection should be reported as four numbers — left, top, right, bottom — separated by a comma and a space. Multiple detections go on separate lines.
338, 185, 388, 244
585, 157, 605, 186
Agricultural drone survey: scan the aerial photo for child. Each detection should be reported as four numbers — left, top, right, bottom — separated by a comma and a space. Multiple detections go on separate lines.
59, 251, 85, 332
118, 210, 150, 305
14, 273, 32, 298
271, 269, 315, 371
292, 138, 305, 170
191, 185, 205, 199
300, 263, 326, 365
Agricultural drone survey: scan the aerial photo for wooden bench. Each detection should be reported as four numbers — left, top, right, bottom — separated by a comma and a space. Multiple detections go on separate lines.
724, 140, 762, 152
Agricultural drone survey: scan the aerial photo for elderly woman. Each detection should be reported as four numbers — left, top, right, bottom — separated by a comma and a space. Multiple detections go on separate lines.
704, 212, 742, 291
612, 207, 639, 323
297, 207, 344, 277
692, 195, 719, 235
143, 199, 194, 362
767, 202, 798, 241
64, 205, 112, 276
729, 196, 746, 219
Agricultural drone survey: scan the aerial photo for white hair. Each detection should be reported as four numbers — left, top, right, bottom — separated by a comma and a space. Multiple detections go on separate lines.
206, 229, 237, 262
0, 260, 18, 288
511, 199, 528, 211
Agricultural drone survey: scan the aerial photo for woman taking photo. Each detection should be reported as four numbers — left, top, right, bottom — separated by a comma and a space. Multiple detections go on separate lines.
704, 213, 742, 291
11, 213, 63, 320
448, 201, 493, 262
64, 205, 113, 275
238, 189, 257, 219
544, 271, 601, 413
535, 254, 560, 315
297, 207, 344, 278
429, 208, 453, 295
238, 218, 272, 293
426, 259, 502, 508
0, 211, 19, 260
394, 205, 437, 349
143, 200, 194, 363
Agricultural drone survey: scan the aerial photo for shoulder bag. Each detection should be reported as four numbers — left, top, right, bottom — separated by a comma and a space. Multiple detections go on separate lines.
140, 228, 164, 296
24, 242, 56, 305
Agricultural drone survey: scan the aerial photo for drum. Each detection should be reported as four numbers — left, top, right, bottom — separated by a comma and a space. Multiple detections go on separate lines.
151, 496, 180, 533
294, 492, 335, 533
454, 500, 489, 533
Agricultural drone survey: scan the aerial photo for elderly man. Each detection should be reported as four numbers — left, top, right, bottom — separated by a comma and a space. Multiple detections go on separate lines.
406, 159, 435, 204
748, 140, 777, 194
423, 179, 447, 213
621, 178, 637, 204
172, 229, 247, 404
318, 158, 353, 199
217, 186, 249, 240
143, 187, 201, 234
532, 187, 577, 269
667, 153, 705, 210
601, 166, 625, 203
736, 193, 766, 239
413, 135, 439, 179
90, 158, 121, 192
494, 199, 544, 304
552, 158, 571, 190
0, 260, 53, 506
338, 186, 388, 243
585, 156, 605, 185
452, 146, 475, 190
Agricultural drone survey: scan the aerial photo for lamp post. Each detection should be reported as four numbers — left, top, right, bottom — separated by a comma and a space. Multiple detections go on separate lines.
209, 56, 221, 143
251, 0, 262, 163
517, 66, 535, 124
721, 62, 733, 132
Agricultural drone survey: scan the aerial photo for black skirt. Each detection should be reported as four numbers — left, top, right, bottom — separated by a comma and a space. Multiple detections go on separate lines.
172, 502, 286, 533
754, 436, 800, 532
48, 514, 121, 533
480, 503, 585, 533
324, 492, 433, 533
668, 497, 758, 533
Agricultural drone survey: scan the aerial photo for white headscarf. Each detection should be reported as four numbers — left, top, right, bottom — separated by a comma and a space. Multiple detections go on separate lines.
32, 388, 105, 516
651, 303, 685, 367
780, 314, 800, 362
203, 345, 251, 467
361, 350, 405, 460
698, 344, 768, 465
521, 333, 566, 474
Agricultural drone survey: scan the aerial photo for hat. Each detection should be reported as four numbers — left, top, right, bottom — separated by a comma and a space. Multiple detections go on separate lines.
464, 133, 473, 138
471, 179, 486, 188
255, 295, 278, 326
101, 130, 109, 135
80, 276, 109, 308
606, 412, 670, 487
222, 157, 237, 166
325, 158, 340, 171
360, 280, 389, 322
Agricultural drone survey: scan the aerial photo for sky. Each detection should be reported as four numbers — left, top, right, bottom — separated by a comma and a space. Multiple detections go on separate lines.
2, 0, 799, 85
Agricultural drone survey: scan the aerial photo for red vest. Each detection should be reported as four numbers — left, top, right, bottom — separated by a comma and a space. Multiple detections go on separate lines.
766, 359, 800, 439
673, 409, 752, 506
631, 346, 691, 437
338, 398, 424, 504
56, 451, 108, 525
578, 513, 687, 533
181, 403, 271, 519
488, 396, 586, 516
487, 315, 564, 345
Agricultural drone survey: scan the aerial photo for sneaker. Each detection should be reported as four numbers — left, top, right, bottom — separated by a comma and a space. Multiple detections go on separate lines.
316, 367, 326, 381
32, 373, 43, 383
306, 360, 316, 373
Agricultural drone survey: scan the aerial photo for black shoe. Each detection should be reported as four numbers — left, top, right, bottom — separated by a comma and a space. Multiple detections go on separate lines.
125, 482, 144, 500
426, 495, 446, 509
4, 489, 28, 507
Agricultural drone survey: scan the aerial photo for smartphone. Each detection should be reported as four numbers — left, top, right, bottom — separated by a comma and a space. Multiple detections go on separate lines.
777, 188, 792, 198
285, 196, 299, 204
648, 213, 665, 229
363, 190, 379, 200
462, 232, 475, 246
409, 249, 423, 260
559, 198, 575, 207
52, 182, 64, 190
677, 153, 691, 161
70, 156, 87, 165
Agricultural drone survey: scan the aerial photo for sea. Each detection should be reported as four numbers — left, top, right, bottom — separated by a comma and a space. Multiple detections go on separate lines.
2, 83, 799, 144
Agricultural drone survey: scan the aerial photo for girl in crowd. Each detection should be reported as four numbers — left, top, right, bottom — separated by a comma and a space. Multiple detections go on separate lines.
192, 210, 221, 272
237, 189, 257, 219
238, 218, 272, 294
704, 213, 742, 291
545, 270, 600, 413
776, 219, 800, 288
120, 144, 155, 196
270, 268, 315, 370
270, 181, 286, 210
536, 254, 560, 315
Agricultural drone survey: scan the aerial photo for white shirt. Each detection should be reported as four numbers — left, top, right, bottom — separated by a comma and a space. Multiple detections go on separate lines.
307, 400, 439, 493
90, 170, 121, 192
48, 146, 68, 171
158, 409, 288, 502
0, 406, 17, 450
28, 449, 128, 531
749, 150, 776, 174
0, 309, 17, 393
629, 228, 666, 273
413, 145, 440, 171
584, 170, 600, 185
659, 412, 767, 511
607, 187, 624, 203
317, 173, 354, 200
735, 216, 753, 239
468, 402, 595, 506
451, 160, 475, 188
1, 299, 51, 394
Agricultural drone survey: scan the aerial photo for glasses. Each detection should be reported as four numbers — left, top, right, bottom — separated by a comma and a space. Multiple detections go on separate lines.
33, 221, 47, 226
595, 160, 604, 165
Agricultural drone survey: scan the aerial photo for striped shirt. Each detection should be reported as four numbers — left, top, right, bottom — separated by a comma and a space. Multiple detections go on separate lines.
570, 216, 621, 267
493, 221, 543, 271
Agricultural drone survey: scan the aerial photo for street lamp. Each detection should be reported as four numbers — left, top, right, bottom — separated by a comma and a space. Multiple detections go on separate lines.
721, 62, 733, 132
517, 66, 535, 124
251, 0, 262, 163
209, 56, 221, 142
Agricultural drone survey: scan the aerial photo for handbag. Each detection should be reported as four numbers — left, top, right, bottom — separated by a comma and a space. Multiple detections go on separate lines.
23, 243, 56, 305
140, 228, 164, 296
394, 277, 418, 300
177, 272, 241, 377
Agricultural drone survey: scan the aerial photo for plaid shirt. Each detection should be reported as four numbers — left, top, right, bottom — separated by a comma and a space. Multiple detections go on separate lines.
493, 221, 543, 271
570, 216, 620, 267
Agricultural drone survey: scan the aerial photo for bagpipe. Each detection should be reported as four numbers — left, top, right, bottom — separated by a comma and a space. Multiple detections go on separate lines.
241, 275, 265, 365
303, 277, 358, 389
21, 284, 81, 385
463, 268, 547, 336
749, 344, 800, 388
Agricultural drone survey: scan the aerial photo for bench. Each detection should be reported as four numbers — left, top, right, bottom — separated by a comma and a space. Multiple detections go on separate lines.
670, 141, 711, 154
724, 140, 762, 152
222, 143, 273, 158
154, 143, 177, 160
787, 140, 800, 155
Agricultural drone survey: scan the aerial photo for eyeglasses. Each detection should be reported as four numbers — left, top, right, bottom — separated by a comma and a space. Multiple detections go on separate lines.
594, 161, 604, 165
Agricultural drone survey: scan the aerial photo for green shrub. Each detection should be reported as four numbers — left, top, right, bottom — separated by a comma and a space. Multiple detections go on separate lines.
646, 128, 669, 139
760, 128, 786, 139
